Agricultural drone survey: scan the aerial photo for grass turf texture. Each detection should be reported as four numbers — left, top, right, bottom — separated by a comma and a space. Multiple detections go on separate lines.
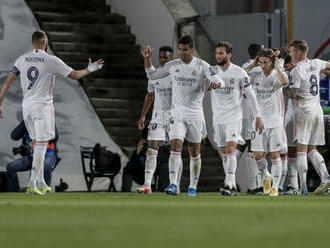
0, 193, 329, 248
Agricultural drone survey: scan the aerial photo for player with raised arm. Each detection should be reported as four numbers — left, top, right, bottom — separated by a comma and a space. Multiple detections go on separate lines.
144, 35, 225, 196
0, 30, 103, 195
245, 48, 289, 197
289, 40, 330, 195
136, 46, 183, 194
209, 42, 263, 196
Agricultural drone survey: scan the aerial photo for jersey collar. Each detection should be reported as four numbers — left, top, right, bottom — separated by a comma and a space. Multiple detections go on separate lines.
33, 49, 46, 54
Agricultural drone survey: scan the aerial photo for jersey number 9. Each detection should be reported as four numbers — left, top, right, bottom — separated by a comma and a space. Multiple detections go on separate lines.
27, 66, 39, 90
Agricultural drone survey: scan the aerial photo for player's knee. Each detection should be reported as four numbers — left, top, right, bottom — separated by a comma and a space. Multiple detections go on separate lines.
253, 152, 264, 161
147, 148, 158, 156
270, 152, 280, 160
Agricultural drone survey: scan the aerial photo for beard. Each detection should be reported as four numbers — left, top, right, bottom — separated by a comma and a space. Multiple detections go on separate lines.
217, 58, 227, 66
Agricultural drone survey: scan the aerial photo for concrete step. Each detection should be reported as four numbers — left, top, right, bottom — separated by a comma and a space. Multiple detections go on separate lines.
82, 79, 147, 88
101, 118, 139, 128
57, 52, 142, 64
110, 136, 138, 148
47, 31, 135, 44
90, 98, 143, 109
106, 127, 138, 137
96, 108, 140, 119
28, 0, 106, 4
86, 87, 145, 99
34, 11, 125, 25
27, 2, 110, 13
41, 22, 130, 34
51, 42, 140, 54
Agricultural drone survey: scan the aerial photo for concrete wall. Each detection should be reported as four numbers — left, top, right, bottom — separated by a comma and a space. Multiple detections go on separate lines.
291, 0, 330, 59
107, 0, 177, 67
0, 0, 128, 191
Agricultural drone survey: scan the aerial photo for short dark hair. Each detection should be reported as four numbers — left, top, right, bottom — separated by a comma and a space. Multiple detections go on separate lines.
289, 39, 308, 53
284, 55, 292, 65
32, 30, 47, 45
216, 42, 233, 54
159, 46, 173, 54
248, 43, 264, 59
280, 47, 290, 59
178, 35, 193, 48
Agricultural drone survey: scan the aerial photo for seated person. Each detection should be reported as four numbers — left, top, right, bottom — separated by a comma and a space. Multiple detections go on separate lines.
121, 127, 170, 192
6, 121, 59, 192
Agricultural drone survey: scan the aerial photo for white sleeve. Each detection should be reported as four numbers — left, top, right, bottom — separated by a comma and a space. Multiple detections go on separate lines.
289, 67, 301, 89
316, 59, 327, 71
50, 56, 73, 77
11, 57, 21, 76
147, 80, 155, 93
145, 66, 169, 80
242, 74, 261, 117
202, 61, 225, 87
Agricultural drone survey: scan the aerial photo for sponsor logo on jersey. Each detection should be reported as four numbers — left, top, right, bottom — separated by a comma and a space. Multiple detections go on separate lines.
230, 78, 235, 84
209, 67, 216, 76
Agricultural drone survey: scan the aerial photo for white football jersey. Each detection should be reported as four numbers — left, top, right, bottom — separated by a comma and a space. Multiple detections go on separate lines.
147, 57, 223, 118
250, 69, 284, 128
12, 49, 73, 106
147, 75, 172, 123
210, 63, 258, 124
289, 59, 326, 116
241, 59, 262, 119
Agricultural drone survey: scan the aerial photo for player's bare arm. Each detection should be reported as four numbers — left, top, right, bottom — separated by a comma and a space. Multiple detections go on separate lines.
137, 92, 155, 130
274, 57, 289, 86
68, 58, 104, 80
0, 72, 18, 118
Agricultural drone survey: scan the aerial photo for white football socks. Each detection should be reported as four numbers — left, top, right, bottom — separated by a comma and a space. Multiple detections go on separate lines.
288, 157, 299, 189
271, 158, 282, 191
279, 155, 288, 191
296, 152, 308, 191
29, 143, 47, 188
256, 158, 271, 179
245, 152, 258, 190
308, 149, 329, 183
144, 148, 158, 187
226, 152, 237, 189
189, 154, 201, 190
168, 151, 181, 185
177, 157, 183, 191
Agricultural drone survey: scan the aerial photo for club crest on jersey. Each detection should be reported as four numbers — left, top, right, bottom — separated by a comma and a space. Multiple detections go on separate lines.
209, 67, 216, 76
192, 70, 197, 76
230, 78, 235, 84
155, 81, 159, 86
245, 77, 249, 83
175, 69, 180, 73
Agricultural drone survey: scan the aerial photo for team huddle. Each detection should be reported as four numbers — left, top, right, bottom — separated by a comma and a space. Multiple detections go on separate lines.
136, 35, 330, 197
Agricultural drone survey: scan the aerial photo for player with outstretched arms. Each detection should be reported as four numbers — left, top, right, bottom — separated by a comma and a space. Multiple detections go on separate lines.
0, 30, 103, 194
143, 35, 225, 196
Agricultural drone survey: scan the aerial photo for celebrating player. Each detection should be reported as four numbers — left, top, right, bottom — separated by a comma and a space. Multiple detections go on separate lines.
136, 46, 183, 194
289, 40, 330, 195
209, 42, 263, 196
245, 48, 289, 196
144, 35, 225, 196
0, 30, 103, 194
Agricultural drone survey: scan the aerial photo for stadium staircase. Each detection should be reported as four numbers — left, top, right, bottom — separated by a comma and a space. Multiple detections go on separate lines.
26, 0, 224, 192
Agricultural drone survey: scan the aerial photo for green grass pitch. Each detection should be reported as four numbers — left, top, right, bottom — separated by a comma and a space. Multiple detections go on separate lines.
0, 193, 329, 248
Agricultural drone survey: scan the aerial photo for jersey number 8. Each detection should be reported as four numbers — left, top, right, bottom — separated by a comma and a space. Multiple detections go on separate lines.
27, 66, 39, 90
309, 74, 318, 96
